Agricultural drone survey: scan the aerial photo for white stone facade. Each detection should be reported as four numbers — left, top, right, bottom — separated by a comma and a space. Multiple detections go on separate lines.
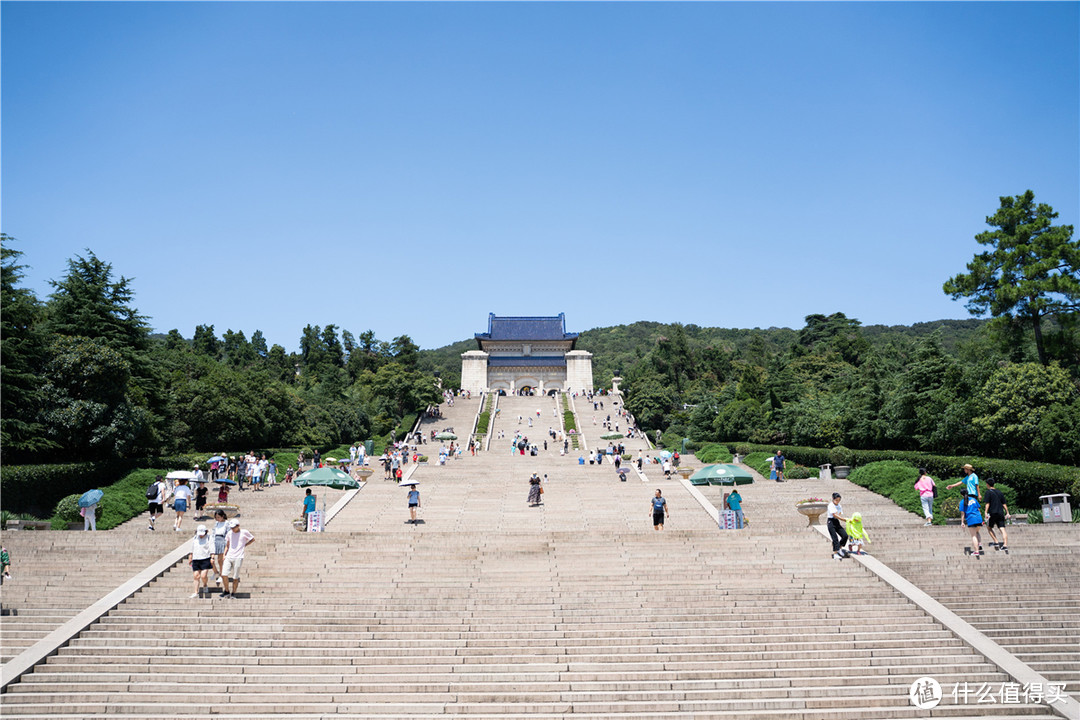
460, 314, 593, 395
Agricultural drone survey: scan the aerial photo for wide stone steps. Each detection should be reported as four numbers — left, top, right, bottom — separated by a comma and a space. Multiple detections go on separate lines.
3, 429, 1074, 718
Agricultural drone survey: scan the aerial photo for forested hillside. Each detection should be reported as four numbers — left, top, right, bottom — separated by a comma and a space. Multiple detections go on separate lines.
1, 241, 440, 463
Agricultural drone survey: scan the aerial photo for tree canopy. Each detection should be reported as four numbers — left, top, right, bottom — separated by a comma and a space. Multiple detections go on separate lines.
944, 190, 1079, 365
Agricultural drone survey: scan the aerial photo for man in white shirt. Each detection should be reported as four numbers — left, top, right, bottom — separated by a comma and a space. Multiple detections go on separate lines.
221, 520, 255, 599
827, 492, 849, 560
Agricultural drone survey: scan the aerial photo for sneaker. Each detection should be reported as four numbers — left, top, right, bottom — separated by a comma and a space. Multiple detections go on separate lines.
832, 553, 841, 560
148, 524, 155, 531
221, 592, 231, 599
924, 521, 932, 526
189, 593, 199, 599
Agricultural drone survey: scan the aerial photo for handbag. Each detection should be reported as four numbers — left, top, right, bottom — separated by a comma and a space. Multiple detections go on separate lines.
932, 483, 938, 498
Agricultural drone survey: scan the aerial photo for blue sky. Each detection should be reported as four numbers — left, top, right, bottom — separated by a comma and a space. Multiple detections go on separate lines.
3, 2, 1077, 351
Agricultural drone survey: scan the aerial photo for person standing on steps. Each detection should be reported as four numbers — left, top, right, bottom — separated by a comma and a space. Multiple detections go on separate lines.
172, 479, 192, 532
221, 519, 254, 599
652, 489, 669, 531
914, 468, 936, 526
983, 478, 1010, 553
189, 525, 214, 598
773, 450, 786, 482
827, 493, 849, 559
947, 463, 981, 502
528, 473, 543, 507
959, 489, 985, 559
726, 488, 744, 529
407, 486, 421, 522
211, 510, 229, 587
148, 475, 167, 531
303, 489, 316, 530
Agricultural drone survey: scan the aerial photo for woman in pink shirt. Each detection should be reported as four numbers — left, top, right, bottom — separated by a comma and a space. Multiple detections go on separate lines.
914, 468, 936, 526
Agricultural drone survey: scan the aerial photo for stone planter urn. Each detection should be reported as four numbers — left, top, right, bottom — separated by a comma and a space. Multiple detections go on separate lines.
353, 468, 374, 482
796, 502, 829, 527
834, 466, 851, 479
676, 467, 694, 480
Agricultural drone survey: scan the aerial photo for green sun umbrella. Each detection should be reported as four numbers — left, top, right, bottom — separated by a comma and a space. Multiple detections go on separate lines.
294, 466, 360, 490
688, 464, 754, 486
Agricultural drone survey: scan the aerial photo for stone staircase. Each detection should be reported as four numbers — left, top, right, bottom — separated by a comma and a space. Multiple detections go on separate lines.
0, 414, 1070, 718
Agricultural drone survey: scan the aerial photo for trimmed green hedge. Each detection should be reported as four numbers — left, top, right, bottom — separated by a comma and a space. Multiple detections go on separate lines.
476, 411, 491, 437
717, 442, 1078, 508
0, 455, 205, 518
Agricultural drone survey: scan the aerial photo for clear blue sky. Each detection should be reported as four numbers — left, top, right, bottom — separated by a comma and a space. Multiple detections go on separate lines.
3, 2, 1077, 351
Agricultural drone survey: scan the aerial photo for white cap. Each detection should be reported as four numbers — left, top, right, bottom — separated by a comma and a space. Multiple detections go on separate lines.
228, 519, 240, 528
196, 525, 208, 535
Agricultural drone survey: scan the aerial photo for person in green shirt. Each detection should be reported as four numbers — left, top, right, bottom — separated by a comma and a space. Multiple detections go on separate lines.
1, 546, 11, 579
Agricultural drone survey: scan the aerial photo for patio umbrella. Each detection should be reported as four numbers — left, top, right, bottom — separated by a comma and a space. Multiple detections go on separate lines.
78, 489, 103, 507
295, 466, 360, 490
434, 431, 457, 441
688, 464, 754, 486
166, 470, 198, 480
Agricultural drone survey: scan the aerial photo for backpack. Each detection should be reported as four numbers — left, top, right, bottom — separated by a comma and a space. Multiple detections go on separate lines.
146, 482, 158, 500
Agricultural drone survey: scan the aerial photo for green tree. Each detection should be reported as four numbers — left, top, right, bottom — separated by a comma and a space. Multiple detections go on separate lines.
192, 324, 220, 358
944, 191, 1079, 366
972, 362, 1077, 457
0, 239, 55, 455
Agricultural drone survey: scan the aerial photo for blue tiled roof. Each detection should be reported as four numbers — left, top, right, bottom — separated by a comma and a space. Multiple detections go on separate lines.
476, 313, 579, 346
488, 356, 568, 368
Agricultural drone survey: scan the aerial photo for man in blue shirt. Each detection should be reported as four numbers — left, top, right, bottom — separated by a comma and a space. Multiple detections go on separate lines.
303, 489, 316, 531
652, 490, 669, 531
947, 463, 981, 502
726, 489, 744, 529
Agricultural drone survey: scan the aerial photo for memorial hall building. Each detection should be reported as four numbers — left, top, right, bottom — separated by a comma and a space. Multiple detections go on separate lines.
461, 313, 593, 395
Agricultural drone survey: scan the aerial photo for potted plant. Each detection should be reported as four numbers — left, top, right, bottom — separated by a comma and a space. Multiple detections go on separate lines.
795, 497, 829, 527
829, 446, 851, 478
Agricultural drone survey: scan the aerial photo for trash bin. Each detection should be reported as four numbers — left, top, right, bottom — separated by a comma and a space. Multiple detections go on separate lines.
820, 464, 833, 481
1040, 493, 1072, 523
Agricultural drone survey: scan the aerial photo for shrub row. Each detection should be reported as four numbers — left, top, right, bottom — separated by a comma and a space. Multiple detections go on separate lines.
0, 455, 205, 519
476, 411, 491, 437
713, 442, 1078, 509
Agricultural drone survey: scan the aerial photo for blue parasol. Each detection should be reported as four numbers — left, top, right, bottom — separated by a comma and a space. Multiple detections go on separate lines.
78, 489, 103, 507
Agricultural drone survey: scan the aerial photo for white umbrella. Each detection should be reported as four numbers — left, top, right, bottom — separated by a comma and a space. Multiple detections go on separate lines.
397, 478, 419, 487
166, 470, 198, 480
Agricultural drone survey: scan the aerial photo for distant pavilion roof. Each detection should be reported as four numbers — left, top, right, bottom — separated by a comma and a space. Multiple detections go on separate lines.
475, 314, 578, 348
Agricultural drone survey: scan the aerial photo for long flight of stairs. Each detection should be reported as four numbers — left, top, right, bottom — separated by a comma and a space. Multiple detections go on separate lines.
1, 405, 1071, 718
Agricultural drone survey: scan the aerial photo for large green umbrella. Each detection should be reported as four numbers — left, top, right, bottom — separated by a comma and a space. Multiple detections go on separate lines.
294, 466, 360, 490
688, 464, 754, 486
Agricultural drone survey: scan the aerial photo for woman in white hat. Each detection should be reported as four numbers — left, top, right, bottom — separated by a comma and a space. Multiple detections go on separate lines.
189, 524, 214, 599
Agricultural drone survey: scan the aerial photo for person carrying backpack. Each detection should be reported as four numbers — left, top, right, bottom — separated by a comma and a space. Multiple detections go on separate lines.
147, 475, 168, 531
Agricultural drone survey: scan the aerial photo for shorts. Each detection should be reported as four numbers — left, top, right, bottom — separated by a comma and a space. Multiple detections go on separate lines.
987, 512, 1007, 530
191, 558, 212, 571
173, 499, 188, 512
408, 502, 419, 508
148, 502, 163, 515
222, 556, 243, 579
653, 512, 665, 525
